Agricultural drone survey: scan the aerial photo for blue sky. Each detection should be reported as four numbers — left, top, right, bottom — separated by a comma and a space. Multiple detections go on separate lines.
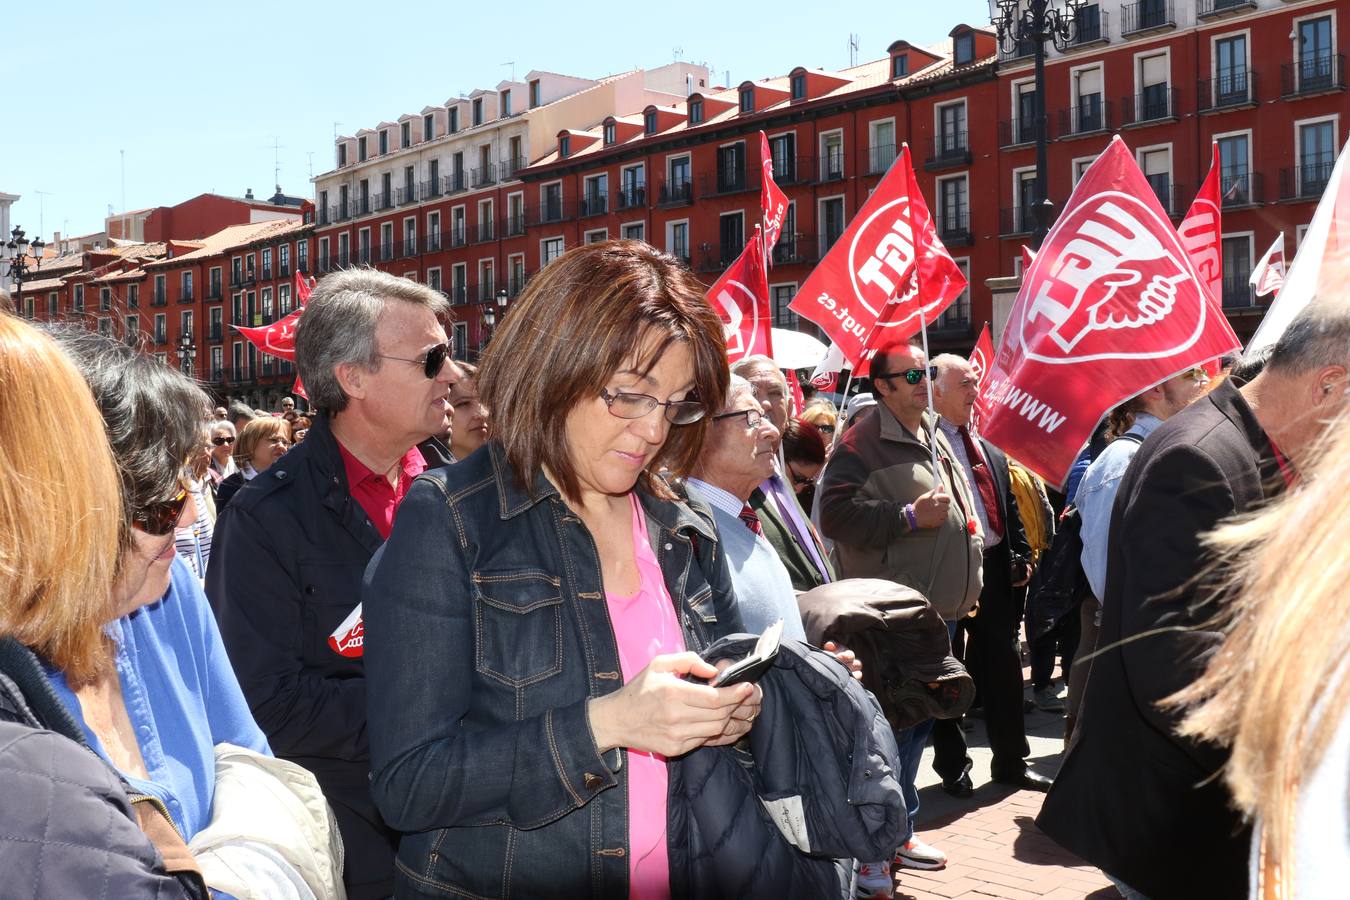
3, 0, 991, 241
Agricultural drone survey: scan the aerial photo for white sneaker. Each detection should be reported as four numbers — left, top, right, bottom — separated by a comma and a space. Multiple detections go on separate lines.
894, 837, 947, 870
854, 860, 893, 899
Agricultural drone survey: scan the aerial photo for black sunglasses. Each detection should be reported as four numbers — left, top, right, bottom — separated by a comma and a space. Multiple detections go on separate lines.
132, 484, 191, 536
874, 365, 938, 386
211, 435, 236, 446
379, 341, 452, 379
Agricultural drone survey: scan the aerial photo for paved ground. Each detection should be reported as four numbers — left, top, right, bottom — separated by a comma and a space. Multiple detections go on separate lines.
885, 681, 1116, 900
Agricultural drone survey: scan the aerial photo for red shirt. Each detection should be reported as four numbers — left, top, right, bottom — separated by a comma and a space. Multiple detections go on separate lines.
337, 442, 427, 539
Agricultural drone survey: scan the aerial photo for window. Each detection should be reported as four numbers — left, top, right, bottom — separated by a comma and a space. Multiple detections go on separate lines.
478, 260, 495, 300
381, 172, 392, 208
404, 165, 415, 202
423, 113, 434, 141
644, 110, 658, 135
451, 263, 467, 304
869, 120, 896, 174
718, 213, 744, 263
401, 121, 411, 148
667, 221, 689, 260
619, 164, 645, 209
261, 247, 272, 279
452, 322, 469, 360
542, 237, 565, 265
821, 132, 844, 180
1297, 16, 1334, 92
48, 293, 57, 317
739, 87, 754, 113
937, 176, 968, 240
279, 283, 291, 315
277, 245, 289, 275
507, 194, 524, 234
542, 182, 563, 222
892, 54, 909, 79
529, 79, 541, 108
621, 222, 644, 241
941, 260, 972, 328
954, 32, 975, 66
379, 130, 389, 155
1298, 119, 1337, 198
127, 313, 140, 336
359, 179, 370, 215
452, 207, 466, 245
154, 274, 166, 304
1072, 155, 1097, 185
427, 267, 442, 293
380, 223, 394, 260
507, 136, 523, 177
358, 228, 371, 265
428, 211, 442, 250
154, 313, 167, 343
821, 197, 846, 251
1073, 67, 1104, 133
128, 284, 139, 307
1214, 35, 1249, 105
604, 122, 616, 145
96, 317, 110, 338
716, 142, 746, 192
689, 99, 704, 125
448, 107, 459, 133
209, 306, 222, 339
769, 133, 796, 183
1221, 235, 1254, 307
72, 283, 85, 311
233, 342, 243, 379
1014, 81, 1037, 143
100, 287, 111, 311
500, 89, 512, 117
1217, 133, 1251, 204
668, 155, 692, 200
404, 218, 416, 255
337, 144, 347, 167
181, 270, 194, 300
1137, 52, 1171, 120
358, 136, 367, 161
559, 135, 570, 158
209, 346, 223, 380
583, 174, 608, 215
771, 285, 798, 327
791, 73, 806, 100
180, 310, 193, 340
339, 185, 349, 218
452, 151, 465, 191
477, 199, 494, 241
1139, 146, 1172, 212
1071, 4, 1102, 45
1015, 169, 1038, 233
298, 240, 307, 272
585, 229, 608, 244
472, 97, 483, 126
338, 233, 350, 267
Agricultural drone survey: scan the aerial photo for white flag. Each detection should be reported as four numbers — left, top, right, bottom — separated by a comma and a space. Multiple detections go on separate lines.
1248, 234, 1286, 298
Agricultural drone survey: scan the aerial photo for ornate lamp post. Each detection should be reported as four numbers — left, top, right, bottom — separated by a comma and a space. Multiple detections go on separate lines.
176, 331, 198, 377
989, 0, 1088, 249
480, 303, 496, 356
3, 226, 46, 307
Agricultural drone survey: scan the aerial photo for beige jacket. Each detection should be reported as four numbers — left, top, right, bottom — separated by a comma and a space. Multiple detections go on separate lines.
818, 404, 984, 620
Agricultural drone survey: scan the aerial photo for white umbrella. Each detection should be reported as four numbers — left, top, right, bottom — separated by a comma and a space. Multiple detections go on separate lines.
771, 328, 828, 370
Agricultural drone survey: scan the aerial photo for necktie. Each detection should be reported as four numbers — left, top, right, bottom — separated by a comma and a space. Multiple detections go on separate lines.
958, 425, 1004, 542
738, 503, 763, 536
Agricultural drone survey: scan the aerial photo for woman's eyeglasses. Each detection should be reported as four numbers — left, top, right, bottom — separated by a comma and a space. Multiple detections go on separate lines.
873, 365, 939, 386
788, 468, 816, 487
379, 341, 452, 380
815, 423, 835, 435
600, 388, 705, 425
211, 435, 236, 446
132, 484, 191, 535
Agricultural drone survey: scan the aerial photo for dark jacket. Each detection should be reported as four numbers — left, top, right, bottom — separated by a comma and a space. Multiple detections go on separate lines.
1038, 378, 1282, 898
797, 578, 973, 731
671, 636, 905, 899
750, 484, 834, 591
363, 442, 745, 898
204, 411, 451, 900
213, 470, 245, 508
0, 637, 206, 899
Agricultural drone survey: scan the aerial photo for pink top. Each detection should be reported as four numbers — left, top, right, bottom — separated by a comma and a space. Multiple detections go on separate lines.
605, 492, 685, 900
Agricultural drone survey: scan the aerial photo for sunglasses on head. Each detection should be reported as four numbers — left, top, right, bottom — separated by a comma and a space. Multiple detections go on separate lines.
874, 365, 939, 386
379, 341, 452, 379
132, 483, 191, 536
211, 435, 236, 446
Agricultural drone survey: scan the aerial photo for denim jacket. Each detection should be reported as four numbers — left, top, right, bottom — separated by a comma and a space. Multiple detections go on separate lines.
363, 442, 744, 898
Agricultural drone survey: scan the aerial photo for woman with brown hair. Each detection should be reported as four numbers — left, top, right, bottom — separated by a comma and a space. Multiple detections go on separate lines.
215, 415, 292, 507
446, 361, 490, 461
0, 315, 205, 897
364, 241, 764, 897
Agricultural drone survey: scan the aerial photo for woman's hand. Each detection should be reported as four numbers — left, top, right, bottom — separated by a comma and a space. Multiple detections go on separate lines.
823, 641, 864, 681
587, 652, 760, 757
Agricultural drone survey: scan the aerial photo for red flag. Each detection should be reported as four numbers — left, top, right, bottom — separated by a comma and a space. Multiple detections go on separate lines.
1178, 143, 1223, 308
968, 322, 995, 431
292, 375, 308, 400
760, 132, 790, 248
1249, 234, 1286, 297
1021, 245, 1036, 273
977, 137, 1240, 488
234, 308, 302, 361
295, 269, 314, 305
707, 226, 772, 364
786, 371, 805, 418
788, 145, 965, 375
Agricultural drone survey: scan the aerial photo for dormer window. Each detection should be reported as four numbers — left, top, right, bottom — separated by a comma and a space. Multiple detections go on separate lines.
559, 136, 571, 158
954, 32, 975, 66
791, 73, 807, 100
423, 114, 434, 141
529, 79, 541, 108
644, 111, 658, 135
338, 143, 348, 167
379, 130, 389, 155
501, 90, 512, 116
689, 99, 704, 125
603, 122, 616, 145
892, 54, 909, 78
449, 107, 460, 133
472, 98, 484, 126
358, 136, 368, 161
739, 88, 754, 113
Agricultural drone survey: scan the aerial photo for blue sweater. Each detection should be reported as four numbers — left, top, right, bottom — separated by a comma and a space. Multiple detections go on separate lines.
48, 556, 270, 838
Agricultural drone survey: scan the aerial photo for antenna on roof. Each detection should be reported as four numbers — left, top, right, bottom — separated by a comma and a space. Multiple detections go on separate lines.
307, 152, 315, 179
333, 122, 342, 142
269, 136, 285, 189
502, 61, 516, 82
33, 190, 52, 240
673, 46, 684, 62
849, 33, 859, 67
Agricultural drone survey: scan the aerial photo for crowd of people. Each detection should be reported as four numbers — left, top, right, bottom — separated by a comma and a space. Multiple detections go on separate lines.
0, 242, 1346, 900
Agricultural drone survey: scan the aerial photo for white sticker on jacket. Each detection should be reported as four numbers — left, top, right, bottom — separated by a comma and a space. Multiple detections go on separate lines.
328, 603, 364, 657
761, 795, 811, 853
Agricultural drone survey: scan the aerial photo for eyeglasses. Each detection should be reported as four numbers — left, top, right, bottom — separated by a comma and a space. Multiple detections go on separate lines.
788, 467, 816, 487
211, 435, 236, 447
379, 341, 452, 379
815, 423, 835, 435
873, 366, 938, 386
1183, 367, 1210, 384
599, 388, 705, 425
132, 483, 191, 536
711, 408, 765, 430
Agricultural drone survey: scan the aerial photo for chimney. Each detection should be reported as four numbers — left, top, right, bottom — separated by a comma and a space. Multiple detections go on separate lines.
245, 188, 255, 200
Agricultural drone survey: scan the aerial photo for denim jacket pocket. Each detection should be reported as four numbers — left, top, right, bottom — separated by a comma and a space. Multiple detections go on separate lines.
472, 570, 565, 687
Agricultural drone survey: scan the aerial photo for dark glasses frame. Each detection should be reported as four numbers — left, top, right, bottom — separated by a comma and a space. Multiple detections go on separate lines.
711, 408, 765, 430
379, 341, 452, 379
873, 365, 939, 386
211, 435, 236, 446
131, 483, 191, 536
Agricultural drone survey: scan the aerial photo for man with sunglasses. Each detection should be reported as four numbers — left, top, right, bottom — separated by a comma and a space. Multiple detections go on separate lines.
818, 338, 984, 875
207, 268, 458, 900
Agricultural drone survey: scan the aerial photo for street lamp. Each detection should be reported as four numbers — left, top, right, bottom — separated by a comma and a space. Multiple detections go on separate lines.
2, 226, 46, 306
989, 0, 1088, 249
480, 302, 496, 354
176, 331, 198, 377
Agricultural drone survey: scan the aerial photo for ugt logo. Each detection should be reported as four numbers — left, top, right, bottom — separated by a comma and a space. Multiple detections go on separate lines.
1021, 192, 1208, 363
849, 198, 918, 317
713, 279, 761, 359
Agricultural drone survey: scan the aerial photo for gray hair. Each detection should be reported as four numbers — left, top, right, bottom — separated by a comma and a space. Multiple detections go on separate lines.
930, 352, 970, 380
722, 374, 756, 412
44, 326, 209, 530
296, 268, 452, 414
210, 419, 237, 438
731, 355, 786, 389
1266, 301, 1350, 377
228, 400, 257, 420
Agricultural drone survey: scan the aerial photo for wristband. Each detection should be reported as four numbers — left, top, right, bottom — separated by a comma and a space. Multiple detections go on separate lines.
903, 504, 918, 531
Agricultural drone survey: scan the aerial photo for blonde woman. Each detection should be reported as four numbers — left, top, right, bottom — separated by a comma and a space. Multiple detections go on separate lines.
1174, 415, 1350, 898
215, 416, 291, 508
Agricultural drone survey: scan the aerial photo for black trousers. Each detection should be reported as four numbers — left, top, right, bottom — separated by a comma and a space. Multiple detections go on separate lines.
932, 544, 1031, 781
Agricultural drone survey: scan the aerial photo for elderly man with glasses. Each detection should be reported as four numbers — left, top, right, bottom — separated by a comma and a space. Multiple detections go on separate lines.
206, 268, 458, 900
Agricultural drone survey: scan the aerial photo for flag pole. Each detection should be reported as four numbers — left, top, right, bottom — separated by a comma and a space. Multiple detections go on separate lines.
918, 302, 939, 479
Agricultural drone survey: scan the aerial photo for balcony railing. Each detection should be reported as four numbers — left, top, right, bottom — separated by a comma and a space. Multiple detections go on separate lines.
1199, 70, 1259, 112
579, 193, 609, 217
1122, 87, 1178, 125
448, 284, 468, 306
1282, 53, 1346, 98
449, 227, 467, 248
378, 241, 393, 262
1220, 169, 1264, 207
657, 178, 694, 206
506, 272, 532, 298
771, 233, 818, 266
616, 185, 647, 210
504, 214, 526, 237
937, 210, 973, 246
373, 193, 392, 212
397, 186, 418, 206
152, 290, 167, 307
863, 143, 899, 175
178, 287, 195, 303
208, 324, 223, 341
398, 238, 417, 258
1280, 160, 1336, 201
1222, 275, 1254, 308
999, 36, 1035, 62
444, 172, 467, 194
998, 117, 1052, 147
1059, 98, 1113, 136
357, 246, 371, 265
261, 266, 272, 281
999, 206, 1037, 237
770, 154, 815, 186
471, 164, 496, 188
425, 235, 442, 253
1145, 180, 1184, 216
358, 197, 371, 216
500, 156, 526, 180
1198, 0, 1256, 18
533, 199, 568, 225
819, 153, 845, 182
1121, 0, 1174, 35
1064, 8, 1109, 49
474, 221, 495, 243
925, 134, 969, 170
697, 248, 743, 273
316, 255, 332, 274
207, 283, 222, 300
420, 178, 442, 199
704, 169, 749, 195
